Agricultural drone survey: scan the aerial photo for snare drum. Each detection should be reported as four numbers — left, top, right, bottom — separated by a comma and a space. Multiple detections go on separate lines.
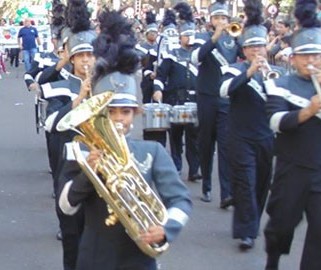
170, 102, 198, 125
142, 103, 172, 131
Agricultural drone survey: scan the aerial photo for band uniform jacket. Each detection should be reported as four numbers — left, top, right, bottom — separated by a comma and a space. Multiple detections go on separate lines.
191, 31, 241, 97
153, 45, 200, 105
220, 62, 285, 140
265, 74, 321, 189
136, 41, 158, 103
24, 51, 70, 89
58, 138, 193, 269
41, 74, 83, 133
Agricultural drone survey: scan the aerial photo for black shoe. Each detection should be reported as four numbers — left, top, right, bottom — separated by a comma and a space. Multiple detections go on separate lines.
200, 192, 212, 202
56, 230, 63, 241
220, 197, 233, 209
239, 237, 254, 250
187, 174, 202, 182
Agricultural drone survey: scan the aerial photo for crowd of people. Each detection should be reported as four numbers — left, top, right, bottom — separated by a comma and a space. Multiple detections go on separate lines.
2, 0, 321, 269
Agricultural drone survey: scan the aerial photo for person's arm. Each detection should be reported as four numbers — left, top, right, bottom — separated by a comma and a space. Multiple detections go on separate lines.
34, 28, 41, 46
152, 55, 172, 102
151, 143, 192, 243
58, 144, 96, 215
265, 80, 321, 133
191, 25, 225, 65
36, 36, 41, 46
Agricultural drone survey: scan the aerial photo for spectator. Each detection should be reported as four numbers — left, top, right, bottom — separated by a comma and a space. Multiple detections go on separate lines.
274, 35, 292, 70
267, 19, 292, 64
17, 18, 41, 71
0, 44, 10, 79
9, 47, 20, 68
0, 18, 7, 26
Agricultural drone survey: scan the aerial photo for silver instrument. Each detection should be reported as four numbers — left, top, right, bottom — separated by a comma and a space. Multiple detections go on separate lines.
308, 65, 321, 99
261, 59, 280, 80
142, 103, 172, 131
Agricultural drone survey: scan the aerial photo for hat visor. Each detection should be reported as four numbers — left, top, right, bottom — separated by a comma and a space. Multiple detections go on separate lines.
292, 44, 321, 55
210, 10, 229, 17
69, 44, 94, 58
108, 99, 138, 107
242, 37, 267, 48
108, 93, 138, 107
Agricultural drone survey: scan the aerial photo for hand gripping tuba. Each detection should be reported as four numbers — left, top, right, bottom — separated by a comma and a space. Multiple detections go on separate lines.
57, 92, 169, 258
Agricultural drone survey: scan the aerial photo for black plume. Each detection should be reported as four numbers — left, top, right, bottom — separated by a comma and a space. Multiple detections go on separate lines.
162, 9, 177, 27
146, 11, 156, 25
51, 0, 65, 27
174, 2, 194, 23
294, 0, 321, 28
65, 0, 91, 33
243, 0, 264, 27
92, 9, 140, 85
51, 0, 66, 39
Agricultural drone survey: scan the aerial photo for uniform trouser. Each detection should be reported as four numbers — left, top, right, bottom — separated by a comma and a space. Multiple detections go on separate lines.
143, 130, 167, 147
47, 132, 62, 194
264, 160, 321, 270
169, 123, 199, 176
197, 94, 231, 199
45, 131, 53, 172
228, 135, 273, 239
56, 198, 84, 270
49, 132, 84, 270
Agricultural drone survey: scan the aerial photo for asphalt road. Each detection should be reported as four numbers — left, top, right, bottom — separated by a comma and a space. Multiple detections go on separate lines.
0, 65, 305, 270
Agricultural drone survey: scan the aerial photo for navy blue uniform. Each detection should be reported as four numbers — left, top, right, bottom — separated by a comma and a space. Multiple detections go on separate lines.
59, 139, 192, 270
136, 41, 167, 146
220, 62, 276, 239
264, 74, 321, 270
41, 75, 85, 270
154, 45, 200, 177
191, 31, 240, 200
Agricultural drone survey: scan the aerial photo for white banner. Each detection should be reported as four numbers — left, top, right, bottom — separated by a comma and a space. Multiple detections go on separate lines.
0, 25, 52, 51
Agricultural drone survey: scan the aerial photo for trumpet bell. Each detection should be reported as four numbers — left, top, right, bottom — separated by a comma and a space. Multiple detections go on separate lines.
265, 70, 280, 80
226, 22, 242, 37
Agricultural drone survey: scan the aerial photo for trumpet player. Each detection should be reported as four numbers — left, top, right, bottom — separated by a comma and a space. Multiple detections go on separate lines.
191, 0, 241, 206
264, 0, 321, 269
219, 0, 284, 251
58, 9, 192, 270
40, 1, 96, 269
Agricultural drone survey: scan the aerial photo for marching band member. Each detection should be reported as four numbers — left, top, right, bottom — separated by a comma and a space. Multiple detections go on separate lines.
135, 11, 167, 146
219, 0, 284, 250
159, 9, 180, 52
41, 1, 96, 269
191, 0, 240, 205
58, 9, 192, 270
153, 2, 201, 181
264, 0, 321, 269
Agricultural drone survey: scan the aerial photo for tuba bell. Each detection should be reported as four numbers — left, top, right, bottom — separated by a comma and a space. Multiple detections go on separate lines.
57, 92, 169, 258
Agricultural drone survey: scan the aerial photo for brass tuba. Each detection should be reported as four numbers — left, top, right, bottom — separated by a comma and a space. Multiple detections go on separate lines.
57, 92, 169, 257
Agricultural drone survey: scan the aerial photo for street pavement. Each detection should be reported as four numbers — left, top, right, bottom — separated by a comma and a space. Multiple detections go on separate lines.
0, 65, 306, 270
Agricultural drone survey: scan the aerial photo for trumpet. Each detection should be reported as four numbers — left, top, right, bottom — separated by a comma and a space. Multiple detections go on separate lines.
260, 59, 280, 80
307, 64, 321, 99
226, 22, 243, 37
